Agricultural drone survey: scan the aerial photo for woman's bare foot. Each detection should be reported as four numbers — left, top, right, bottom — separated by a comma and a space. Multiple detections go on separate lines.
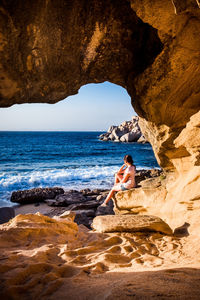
100, 202, 107, 207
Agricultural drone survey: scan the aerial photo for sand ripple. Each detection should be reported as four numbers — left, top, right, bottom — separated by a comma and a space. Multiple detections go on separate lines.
0, 213, 199, 299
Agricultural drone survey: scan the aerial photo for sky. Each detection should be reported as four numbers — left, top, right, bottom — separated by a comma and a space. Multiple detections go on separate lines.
0, 82, 136, 131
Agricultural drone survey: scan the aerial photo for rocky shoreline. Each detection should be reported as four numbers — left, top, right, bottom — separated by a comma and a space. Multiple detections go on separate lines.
4, 168, 162, 229
2, 167, 200, 300
99, 116, 148, 143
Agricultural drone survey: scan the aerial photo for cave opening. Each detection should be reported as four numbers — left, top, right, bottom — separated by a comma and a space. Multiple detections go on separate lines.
0, 0, 163, 108
0, 82, 135, 131
0, 81, 160, 206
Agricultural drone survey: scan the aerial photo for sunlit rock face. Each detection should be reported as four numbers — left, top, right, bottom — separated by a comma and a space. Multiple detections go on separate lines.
0, 1, 200, 174
130, 0, 200, 171
0, 0, 162, 106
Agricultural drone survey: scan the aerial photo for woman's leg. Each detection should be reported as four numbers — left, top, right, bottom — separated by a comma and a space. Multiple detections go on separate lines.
115, 173, 123, 184
103, 184, 122, 205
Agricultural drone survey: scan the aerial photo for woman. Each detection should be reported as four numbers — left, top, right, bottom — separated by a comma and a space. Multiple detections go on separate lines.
101, 155, 136, 206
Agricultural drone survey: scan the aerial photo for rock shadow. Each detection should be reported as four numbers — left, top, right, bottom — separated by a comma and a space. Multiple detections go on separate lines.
174, 222, 190, 237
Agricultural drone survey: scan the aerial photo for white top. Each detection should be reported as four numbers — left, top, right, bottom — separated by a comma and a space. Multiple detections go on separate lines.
123, 165, 136, 189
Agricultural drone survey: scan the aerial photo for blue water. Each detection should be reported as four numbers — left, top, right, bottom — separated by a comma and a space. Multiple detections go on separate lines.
0, 131, 159, 206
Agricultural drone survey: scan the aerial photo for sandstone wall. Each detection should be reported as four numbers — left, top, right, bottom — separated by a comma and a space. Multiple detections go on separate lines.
0, 0, 200, 230
0, 0, 199, 171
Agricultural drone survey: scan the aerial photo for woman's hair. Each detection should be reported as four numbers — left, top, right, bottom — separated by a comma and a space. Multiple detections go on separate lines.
124, 155, 133, 165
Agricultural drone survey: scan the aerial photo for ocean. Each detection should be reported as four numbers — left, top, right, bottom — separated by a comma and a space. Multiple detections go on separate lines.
0, 131, 159, 207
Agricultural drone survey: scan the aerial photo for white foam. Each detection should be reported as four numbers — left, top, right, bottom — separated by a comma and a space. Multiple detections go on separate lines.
0, 165, 118, 191
0, 165, 158, 205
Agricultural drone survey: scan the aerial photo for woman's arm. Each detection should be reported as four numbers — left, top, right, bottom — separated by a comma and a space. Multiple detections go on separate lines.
121, 173, 130, 183
117, 164, 126, 174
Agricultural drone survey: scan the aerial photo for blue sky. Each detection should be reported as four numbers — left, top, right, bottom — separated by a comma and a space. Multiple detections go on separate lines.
0, 82, 136, 131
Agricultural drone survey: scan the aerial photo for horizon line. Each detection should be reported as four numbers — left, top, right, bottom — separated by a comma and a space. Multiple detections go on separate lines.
0, 130, 106, 132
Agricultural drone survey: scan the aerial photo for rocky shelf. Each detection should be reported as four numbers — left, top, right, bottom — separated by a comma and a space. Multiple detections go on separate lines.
5, 168, 162, 229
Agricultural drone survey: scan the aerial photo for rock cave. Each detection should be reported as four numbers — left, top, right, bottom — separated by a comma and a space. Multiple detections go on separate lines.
1, 0, 199, 229
0, 0, 200, 298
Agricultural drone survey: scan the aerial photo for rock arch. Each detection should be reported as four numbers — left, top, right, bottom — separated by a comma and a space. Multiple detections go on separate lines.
0, 0, 200, 228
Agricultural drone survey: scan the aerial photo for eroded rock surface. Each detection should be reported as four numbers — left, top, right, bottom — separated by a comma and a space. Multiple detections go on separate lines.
0, 0, 162, 107
11, 172, 162, 228
0, 0, 199, 173
92, 215, 173, 235
0, 1, 200, 233
1, 213, 200, 299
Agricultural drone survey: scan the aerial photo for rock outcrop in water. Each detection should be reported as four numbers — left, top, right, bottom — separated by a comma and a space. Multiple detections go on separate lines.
11, 187, 64, 204
99, 116, 148, 143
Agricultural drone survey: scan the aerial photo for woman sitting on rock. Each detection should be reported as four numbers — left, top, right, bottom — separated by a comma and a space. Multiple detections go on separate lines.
101, 155, 136, 206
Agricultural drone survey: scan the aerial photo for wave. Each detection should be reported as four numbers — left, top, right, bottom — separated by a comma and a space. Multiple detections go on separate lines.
0, 166, 119, 204
0, 166, 115, 187
0, 165, 155, 205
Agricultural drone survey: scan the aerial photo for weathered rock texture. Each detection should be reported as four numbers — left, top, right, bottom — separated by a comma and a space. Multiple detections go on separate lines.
114, 177, 167, 216
0, 0, 162, 107
0, 0, 199, 171
0, 1, 200, 230
11, 187, 64, 204
2, 213, 200, 299
92, 214, 173, 235
11, 172, 160, 228
114, 169, 200, 235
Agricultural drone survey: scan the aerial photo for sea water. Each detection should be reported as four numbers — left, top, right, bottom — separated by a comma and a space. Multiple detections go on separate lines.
0, 131, 159, 207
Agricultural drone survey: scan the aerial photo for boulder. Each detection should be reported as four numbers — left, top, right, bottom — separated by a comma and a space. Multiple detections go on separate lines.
113, 183, 167, 216
108, 132, 116, 141
96, 194, 106, 202
112, 127, 129, 140
99, 132, 110, 141
119, 133, 129, 142
107, 125, 117, 133
57, 210, 76, 221
11, 187, 64, 204
74, 212, 90, 228
73, 209, 96, 217
135, 169, 162, 186
67, 200, 100, 210
98, 116, 143, 143
45, 189, 108, 207
120, 131, 141, 142
45, 199, 57, 206
80, 188, 92, 194
92, 215, 172, 235
137, 135, 148, 143
0, 207, 15, 224
55, 191, 87, 205
95, 200, 115, 216
102, 136, 109, 141
139, 177, 162, 189
91, 189, 107, 195
132, 116, 139, 123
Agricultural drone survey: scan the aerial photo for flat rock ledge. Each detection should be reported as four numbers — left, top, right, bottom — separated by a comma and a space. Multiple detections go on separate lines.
92, 215, 173, 235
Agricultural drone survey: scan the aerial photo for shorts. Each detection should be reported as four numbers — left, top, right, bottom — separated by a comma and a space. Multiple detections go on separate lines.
121, 184, 128, 191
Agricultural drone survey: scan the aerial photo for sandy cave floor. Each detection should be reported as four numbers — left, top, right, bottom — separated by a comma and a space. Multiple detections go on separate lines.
0, 206, 200, 299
